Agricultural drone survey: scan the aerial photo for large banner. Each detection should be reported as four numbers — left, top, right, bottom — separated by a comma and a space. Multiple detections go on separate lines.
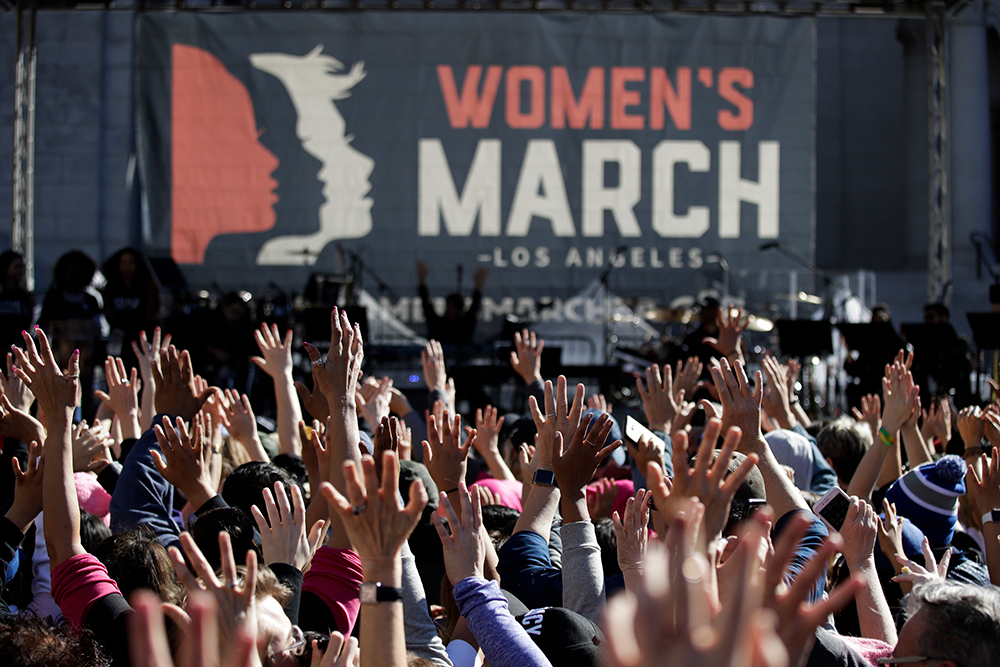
137, 13, 815, 326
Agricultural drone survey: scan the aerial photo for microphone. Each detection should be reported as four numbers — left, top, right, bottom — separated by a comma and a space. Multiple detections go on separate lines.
759, 242, 780, 251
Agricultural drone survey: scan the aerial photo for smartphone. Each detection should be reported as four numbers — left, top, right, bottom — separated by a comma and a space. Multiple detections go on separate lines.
624, 415, 666, 450
813, 486, 852, 532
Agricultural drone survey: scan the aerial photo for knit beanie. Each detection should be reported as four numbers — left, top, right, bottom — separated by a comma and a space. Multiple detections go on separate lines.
883, 455, 966, 548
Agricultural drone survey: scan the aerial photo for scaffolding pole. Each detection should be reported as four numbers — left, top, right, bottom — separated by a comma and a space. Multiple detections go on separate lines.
11, 0, 37, 292
927, 3, 949, 305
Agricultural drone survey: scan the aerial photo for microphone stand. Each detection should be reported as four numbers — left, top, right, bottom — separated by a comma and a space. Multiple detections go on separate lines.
339, 245, 400, 344
762, 242, 861, 322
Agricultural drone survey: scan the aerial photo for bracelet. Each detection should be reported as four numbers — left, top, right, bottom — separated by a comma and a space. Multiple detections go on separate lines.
879, 427, 896, 448
443, 487, 460, 495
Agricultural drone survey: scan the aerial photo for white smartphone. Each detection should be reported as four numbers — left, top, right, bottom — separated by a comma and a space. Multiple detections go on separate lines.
813, 486, 852, 532
624, 415, 666, 450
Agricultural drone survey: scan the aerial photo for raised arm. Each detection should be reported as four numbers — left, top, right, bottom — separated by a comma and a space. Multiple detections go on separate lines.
838, 497, 897, 644
251, 323, 303, 457
13, 328, 83, 569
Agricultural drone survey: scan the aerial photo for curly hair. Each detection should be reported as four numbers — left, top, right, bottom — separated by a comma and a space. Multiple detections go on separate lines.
0, 613, 109, 667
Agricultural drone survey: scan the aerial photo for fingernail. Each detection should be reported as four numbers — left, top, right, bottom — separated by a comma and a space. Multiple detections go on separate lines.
74, 349, 79, 355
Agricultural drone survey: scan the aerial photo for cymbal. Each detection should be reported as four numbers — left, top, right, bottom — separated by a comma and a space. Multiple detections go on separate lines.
775, 292, 823, 305
643, 307, 693, 323
746, 314, 774, 332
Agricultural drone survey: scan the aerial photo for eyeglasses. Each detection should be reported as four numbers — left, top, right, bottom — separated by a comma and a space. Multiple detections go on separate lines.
276, 626, 307, 657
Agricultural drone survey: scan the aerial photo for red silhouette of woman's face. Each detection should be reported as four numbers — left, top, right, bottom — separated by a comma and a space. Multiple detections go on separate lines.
171, 44, 279, 265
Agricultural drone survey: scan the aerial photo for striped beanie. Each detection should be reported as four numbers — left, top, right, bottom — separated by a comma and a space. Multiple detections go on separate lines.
884, 455, 966, 548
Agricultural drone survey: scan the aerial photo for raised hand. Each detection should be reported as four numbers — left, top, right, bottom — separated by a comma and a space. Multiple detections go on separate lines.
761, 356, 795, 429
528, 375, 586, 469
636, 364, 682, 433
356, 376, 392, 433
421, 340, 448, 394
152, 346, 214, 421
250, 481, 326, 571
603, 504, 778, 667
612, 488, 651, 590
1, 351, 33, 413
318, 308, 364, 410
957, 406, 986, 452
673, 356, 703, 402
6, 439, 45, 533
626, 432, 665, 481
128, 589, 259, 667
0, 392, 44, 445
432, 482, 486, 584
295, 372, 331, 423
763, 515, 863, 667
169, 531, 259, 653
880, 360, 919, 436
893, 537, 951, 587
153, 417, 215, 509
966, 450, 1000, 517
648, 418, 759, 541
251, 323, 294, 379
552, 412, 622, 522
320, 450, 428, 564
586, 393, 613, 414
703, 306, 747, 359
71, 421, 113, 473
708, 358, 764, 451
132, 328, 170, 431
838, 497, 878, 570
95, 356, 142, 440
510, 329, 544, 385
12, 327, 80, 417
587, 477, 619, 521
221, 389, 266, 462
422, 410, 474, 498
851, 393, 882, 443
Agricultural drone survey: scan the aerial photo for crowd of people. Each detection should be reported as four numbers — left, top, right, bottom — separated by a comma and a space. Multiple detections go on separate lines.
1, 245, 1000, 666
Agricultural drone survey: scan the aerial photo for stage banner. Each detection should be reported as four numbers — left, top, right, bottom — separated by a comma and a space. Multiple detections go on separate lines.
137, 12, 815, 325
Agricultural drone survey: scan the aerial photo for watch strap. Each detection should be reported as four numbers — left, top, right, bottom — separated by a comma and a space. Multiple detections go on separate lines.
360, 582, 403, 604
982, 510, 1000, 526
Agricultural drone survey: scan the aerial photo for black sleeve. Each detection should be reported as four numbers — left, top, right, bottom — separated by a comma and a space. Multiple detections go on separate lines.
85, 593, 134, 667
96, 461, 123, 495
269, 563, 303, 626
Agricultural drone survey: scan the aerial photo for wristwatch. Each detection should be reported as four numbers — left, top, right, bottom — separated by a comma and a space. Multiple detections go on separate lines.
532, 469, 557, 487
360, 582, 403, 605
982, 510, 1000, 526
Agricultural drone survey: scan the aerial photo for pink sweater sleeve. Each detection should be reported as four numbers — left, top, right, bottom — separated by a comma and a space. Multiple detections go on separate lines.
51, 553, 123, 627
301, 547, 364, 636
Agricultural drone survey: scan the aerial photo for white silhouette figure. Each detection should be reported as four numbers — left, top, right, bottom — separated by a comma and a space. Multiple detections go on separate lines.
251, 46, 375, 266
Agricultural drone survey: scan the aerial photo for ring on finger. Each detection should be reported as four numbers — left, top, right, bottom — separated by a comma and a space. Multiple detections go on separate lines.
311, 359, 326, 368
352, 503, 367, 515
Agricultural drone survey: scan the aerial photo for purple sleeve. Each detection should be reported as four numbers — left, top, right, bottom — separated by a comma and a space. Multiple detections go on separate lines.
452, 577, 552, 667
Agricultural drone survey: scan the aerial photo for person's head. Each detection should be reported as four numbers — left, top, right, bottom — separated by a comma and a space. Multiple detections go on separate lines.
0, 613, 109, 667
219, 291, 252, 322
222, 461, 297, 519
52, 250, 97, 294
481, 504, 520, 551
0, 250, 25, 289
699, 297, 721, 327
190, 508, 262, 570
816, 417, 872, 488
894, 581, 1000, 667
515, 606, 605, 667
79, 511, 111, 554
924, 303, 950, 324
92, 528, 185, 606
884, 455, 967, 548
101, 247, 149, 288
871, 303, 892, 323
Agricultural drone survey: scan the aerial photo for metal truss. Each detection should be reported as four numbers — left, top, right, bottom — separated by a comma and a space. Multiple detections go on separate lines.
11, 0, 37, 291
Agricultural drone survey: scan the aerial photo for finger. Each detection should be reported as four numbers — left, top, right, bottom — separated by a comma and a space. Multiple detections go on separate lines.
178, 532, 221, 589
218, 532, 238, 588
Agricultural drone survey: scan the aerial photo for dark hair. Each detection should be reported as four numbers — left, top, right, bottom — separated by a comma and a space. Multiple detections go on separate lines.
924, 302, 950, 322
0, 613, 109, 667
51, 250, 97, 293
100, 247, 152, 289
0, 250, 24, 283
593, 517, 621, 578
480, 504, 520, 551
816, 417, 872, 486
222, 461, 297, 520
92, 528, 184, 606
78, 511, 111, 554
191, 507, 262, 570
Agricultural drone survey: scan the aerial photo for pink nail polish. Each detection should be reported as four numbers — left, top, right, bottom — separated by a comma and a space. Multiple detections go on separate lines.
73, 349, 79, 355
